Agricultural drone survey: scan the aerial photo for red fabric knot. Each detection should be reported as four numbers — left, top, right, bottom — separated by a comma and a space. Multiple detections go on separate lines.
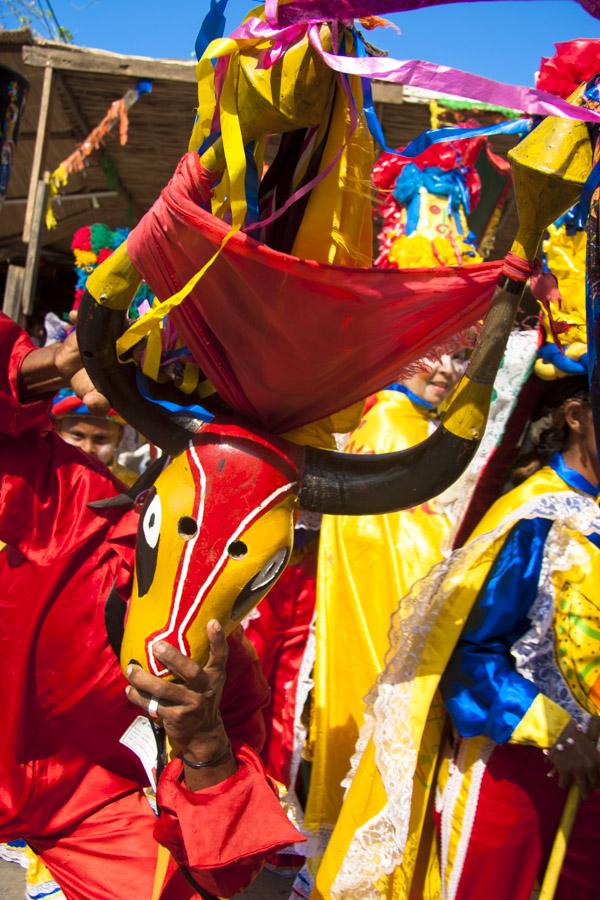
502, 251, 534, 282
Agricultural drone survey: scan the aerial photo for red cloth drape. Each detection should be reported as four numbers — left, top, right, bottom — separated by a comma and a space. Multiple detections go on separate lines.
128, 153, 503, 433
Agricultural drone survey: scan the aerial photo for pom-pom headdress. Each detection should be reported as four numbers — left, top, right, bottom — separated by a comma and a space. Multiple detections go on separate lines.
52, 388, 125, 426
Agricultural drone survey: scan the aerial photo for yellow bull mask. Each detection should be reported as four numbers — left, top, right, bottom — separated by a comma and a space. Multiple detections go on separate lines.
120, 422, 301, 676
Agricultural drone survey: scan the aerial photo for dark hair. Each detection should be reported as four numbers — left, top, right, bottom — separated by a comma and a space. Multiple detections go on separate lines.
512, 376, 589, 484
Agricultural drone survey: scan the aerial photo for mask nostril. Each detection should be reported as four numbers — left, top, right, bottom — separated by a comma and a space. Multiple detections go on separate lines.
228, 540, 248, 560
177, 516, 198, 540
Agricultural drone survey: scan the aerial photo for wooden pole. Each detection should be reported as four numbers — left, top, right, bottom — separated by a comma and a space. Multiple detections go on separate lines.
22, 176, 50, 317
2, 265, 25, 323
23, 65, 54, 244
538, 718, 600, 900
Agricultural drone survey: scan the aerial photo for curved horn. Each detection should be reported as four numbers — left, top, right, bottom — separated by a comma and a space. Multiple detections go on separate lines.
77, 290, 200, 456
88, 455, 169, 510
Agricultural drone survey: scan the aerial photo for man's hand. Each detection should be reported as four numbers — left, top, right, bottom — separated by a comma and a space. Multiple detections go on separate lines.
20, 312, 109, 413
126, 620, 236, 789
54, 325, 109, 414
548, 720, 600, 799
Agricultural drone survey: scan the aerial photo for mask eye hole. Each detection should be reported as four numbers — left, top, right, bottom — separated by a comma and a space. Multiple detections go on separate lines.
178, 516, 198, 541
228, 540, 248, 560
142, 494, 162, 550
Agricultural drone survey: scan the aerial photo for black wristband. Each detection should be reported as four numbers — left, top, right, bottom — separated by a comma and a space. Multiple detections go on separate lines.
181, 740, 232, 769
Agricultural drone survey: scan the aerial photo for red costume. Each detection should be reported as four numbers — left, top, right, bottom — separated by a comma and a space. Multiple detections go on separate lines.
0, 313, 300, 899
244, 540, 317, 788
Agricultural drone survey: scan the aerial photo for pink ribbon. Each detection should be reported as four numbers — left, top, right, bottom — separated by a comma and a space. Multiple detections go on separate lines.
308, 25, 600, 124
275, 0, 599, 24
226, 13, 600, 125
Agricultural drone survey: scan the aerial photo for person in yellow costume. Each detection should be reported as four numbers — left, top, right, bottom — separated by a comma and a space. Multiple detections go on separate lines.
312, 379, 600, 900
312, 216, 600, 900
304, 355, 462, 842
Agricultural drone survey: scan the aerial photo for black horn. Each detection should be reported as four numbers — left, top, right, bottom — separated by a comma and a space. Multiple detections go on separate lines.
300, 421, 478, 515
77, 291, 201, 457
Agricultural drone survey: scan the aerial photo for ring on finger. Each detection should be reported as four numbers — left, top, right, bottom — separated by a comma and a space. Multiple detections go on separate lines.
147, 696, 160, 718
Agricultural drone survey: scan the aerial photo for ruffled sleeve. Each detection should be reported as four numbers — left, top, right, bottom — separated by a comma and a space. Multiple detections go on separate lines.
441, 516, 572, 747
153, 627, 303, 895
154, 746, 301, 896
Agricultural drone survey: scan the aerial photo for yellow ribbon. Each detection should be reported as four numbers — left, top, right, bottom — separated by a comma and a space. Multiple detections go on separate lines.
115, 228, 238, 364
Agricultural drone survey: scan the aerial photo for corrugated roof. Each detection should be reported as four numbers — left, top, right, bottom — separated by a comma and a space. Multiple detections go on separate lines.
0, 29, 519, 270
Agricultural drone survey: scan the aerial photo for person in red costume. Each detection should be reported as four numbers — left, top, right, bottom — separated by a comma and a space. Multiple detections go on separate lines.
0, 312, 301, 899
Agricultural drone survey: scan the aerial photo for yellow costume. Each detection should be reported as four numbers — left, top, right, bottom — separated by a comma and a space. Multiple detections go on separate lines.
305, 388, 455, 835
313, 460, 600, 899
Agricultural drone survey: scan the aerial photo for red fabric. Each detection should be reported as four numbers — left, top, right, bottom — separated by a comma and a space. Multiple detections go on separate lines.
537, 39, 600, 99
244, 544, 317, 786
127, 153, 503, 433
0, 313, 302, 897
437, 742, 600, 900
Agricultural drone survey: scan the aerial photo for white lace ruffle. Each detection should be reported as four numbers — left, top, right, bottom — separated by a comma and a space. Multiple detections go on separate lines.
330, 491, 600, 899
512, 522, 593, 728
439, 329, 540, 533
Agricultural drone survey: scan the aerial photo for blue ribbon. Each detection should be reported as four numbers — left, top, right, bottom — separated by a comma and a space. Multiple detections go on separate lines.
537, 342, 588, 375
354, 29, 393, 153
554, 200, 587, 234
136, 371, 215, 423
401, 117, 530, 159
245, 140, 260, 226
196, 0, 228, 60
385, 381, 435, 409
578, 158, 600, 224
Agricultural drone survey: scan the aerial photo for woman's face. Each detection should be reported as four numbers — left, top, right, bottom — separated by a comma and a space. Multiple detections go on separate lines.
402, 354, 462, 407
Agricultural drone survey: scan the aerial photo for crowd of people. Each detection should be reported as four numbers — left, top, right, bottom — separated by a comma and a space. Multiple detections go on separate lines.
1, 11, 600, 900
1, 287, 598, 900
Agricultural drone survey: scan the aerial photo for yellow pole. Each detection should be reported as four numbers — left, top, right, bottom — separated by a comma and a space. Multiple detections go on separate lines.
537, 784, 581, 900
538, 719, 600, 900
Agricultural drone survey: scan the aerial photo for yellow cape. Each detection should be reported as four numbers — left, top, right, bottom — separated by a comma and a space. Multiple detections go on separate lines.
313, 467, 600, 899
305, 391, 455, 835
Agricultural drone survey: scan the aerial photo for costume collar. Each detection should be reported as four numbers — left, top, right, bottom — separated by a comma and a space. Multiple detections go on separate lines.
550, 453, 600, 499
385, 382, 435, 411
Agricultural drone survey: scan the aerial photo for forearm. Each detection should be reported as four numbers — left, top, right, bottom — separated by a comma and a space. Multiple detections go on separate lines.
18, 330, 108, 412
19, 344, 69, 399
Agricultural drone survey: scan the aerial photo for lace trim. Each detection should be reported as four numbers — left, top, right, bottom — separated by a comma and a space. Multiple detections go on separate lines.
512, 523, 592, 728
330, 491, 600, 898
290, 611, 316, 793
283, 611, 321, 859
438, 329, 539, 531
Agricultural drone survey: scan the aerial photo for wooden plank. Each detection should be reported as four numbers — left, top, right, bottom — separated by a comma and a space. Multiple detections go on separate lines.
22, 178, 49, 315
2, 265, 25, 323
6, 189, 119, 205
23, 44, 196, 84
23, 65, 54, 243
372, 81, 404, 105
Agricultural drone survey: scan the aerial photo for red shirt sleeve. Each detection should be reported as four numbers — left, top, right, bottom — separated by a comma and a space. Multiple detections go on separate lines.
0, 313, 130, 555
0, 312, 51, 437
153, 628, 303, 896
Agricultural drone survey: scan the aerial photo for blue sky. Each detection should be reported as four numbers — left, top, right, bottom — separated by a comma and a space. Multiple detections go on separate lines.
7, 1, 600, 85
